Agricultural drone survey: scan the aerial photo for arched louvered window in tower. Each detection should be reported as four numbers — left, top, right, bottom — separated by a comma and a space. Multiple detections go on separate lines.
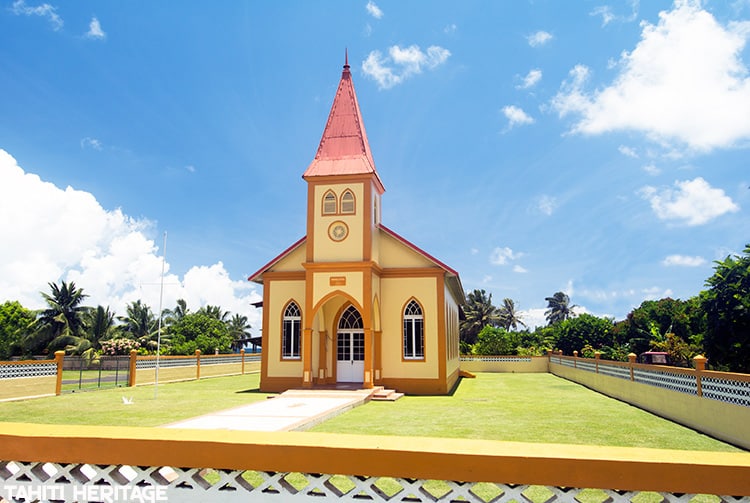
323, 191, 337, 215
340, 190, 355, 214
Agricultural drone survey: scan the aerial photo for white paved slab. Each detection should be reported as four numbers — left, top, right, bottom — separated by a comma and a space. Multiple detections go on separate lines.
164, 388, 373, 432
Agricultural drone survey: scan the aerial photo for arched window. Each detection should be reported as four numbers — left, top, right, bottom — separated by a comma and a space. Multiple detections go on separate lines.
282, 302, 301, 359
338, 305, 363, 329
403, 300, 424, 360
323, 190, 337, 215
340, 190, 355, 214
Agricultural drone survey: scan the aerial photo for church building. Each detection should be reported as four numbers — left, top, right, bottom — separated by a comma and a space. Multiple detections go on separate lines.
249, 57, 464, 395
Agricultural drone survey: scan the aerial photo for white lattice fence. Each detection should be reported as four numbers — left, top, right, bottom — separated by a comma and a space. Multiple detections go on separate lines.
1, 461, 747, 503
0, 361, 56, 379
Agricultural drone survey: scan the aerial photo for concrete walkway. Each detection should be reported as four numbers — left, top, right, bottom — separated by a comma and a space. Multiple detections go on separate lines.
164, 388, 374, 432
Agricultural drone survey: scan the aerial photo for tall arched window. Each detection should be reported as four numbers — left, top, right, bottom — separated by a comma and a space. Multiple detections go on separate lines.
323, 190, 337, 215
340, 190, 355, 214
282, 302, 301, 359
403, 299, 424, 360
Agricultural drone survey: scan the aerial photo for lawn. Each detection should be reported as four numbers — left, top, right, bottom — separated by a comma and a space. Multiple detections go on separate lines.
311, 373, 741, 452
0, 373, 268, 427
0, 372, 741, 452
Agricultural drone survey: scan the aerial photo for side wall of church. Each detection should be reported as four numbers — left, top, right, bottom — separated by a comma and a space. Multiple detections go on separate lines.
263, 278, 306, 391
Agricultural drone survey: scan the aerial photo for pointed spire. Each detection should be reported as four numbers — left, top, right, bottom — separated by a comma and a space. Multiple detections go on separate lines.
303, 54, 382, 188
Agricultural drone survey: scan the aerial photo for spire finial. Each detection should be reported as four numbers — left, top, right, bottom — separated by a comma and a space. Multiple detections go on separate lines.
344, 48, 350, 71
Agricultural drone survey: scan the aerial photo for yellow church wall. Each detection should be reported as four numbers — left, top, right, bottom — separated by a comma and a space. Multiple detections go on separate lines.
378, 230, 435, 269
311, 271, 364, 311
444, 283, 461, 370
312, 182, 365, 262
265, 280, 305, 379
379, 277, 440, 379
271, 244, 306, 272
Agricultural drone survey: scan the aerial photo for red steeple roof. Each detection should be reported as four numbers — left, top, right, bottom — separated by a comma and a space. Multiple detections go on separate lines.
303, 54, 383, 187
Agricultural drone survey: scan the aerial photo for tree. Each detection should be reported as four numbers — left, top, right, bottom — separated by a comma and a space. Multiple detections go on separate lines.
118, 300, 157, 349
0, 301, 35, 360
497, 298, 526, 331
167, 311, 233, 355
163, 299, 189, 327
200, 304, 230, 322
460, 289, 500, 345
700, 245, 750, 372
227, 314, 252, 352
473, 325, 522, 356
85, 305, 117, 347
544, 291, 577, 325
24, 281, 89, 355
555, 313, 613, 355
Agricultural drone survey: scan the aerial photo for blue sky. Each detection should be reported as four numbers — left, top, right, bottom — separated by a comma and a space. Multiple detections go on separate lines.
1, 0, 748, 331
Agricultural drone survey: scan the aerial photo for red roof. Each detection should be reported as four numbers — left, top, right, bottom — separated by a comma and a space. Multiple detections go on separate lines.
303, 57, 383, 187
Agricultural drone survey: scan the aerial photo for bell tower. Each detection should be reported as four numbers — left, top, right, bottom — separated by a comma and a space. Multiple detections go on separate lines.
302, 53, 385, 264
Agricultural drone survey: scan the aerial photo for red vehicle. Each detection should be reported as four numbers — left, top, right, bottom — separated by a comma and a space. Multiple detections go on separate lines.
639, 351, 670, 365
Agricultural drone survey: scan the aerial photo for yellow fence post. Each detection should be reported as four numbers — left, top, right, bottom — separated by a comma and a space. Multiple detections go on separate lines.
693, 354, 707, 397
594, 351, 601, 373
54, 350, 65, 396
241, 349, 245, 375
128, 350, 138, 387
573, 351, 578, 369
628, 353, 637, 381
195, 350, 201, 380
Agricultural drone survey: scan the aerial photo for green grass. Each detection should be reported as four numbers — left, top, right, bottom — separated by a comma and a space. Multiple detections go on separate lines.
0, 372, 742, 452
309, 373, 742, 452
0, 373, 268, 427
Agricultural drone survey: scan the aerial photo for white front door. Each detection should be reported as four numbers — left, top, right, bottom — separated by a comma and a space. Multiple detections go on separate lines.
337, 330, 364, 383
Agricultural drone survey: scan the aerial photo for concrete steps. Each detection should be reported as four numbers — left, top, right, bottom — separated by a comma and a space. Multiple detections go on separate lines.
370, 387, 404, 401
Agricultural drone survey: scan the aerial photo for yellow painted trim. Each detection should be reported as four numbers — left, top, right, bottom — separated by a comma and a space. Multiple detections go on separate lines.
436, 275, 447, 385
262, 271, 306, 281
3, 423, 748, 494
380, 267, 444, 278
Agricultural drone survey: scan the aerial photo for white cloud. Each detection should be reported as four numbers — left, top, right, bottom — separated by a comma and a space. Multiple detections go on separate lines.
0, 149, 261, 332
365, 0, 383, 19
11, 0, 63, 30
552, 1, 750, 152
85, 16, 105, 39
642, 286, 674, 300
590, 1, 639, 26
618, 145, 639, 158
638, 177, 739, 225
536, 195, 558, 215
444, 23, 457, 34
502, 105, 534, 129
517, 69, 542, 89
527, 30, 553, 47
662, 254, 707, 266
490, 247, 523, 265
642, 163, 661, 175
519, 308, 547, 329
362, 44, 450, 89
513, 265, 528, 273
80, 137, 102, 150
185, 164, 196, 173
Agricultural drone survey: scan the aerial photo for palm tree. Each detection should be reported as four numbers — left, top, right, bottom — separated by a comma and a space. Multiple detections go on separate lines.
545, 291, 577, 325
86, 305, 117, 347
498, 298, 526, 331
460, 289, 500, 345
163, 298, 189, 327
227, 314, 252, 352
200, 305, 230, 322
118, 300, 157, 348
24, 281, 89, 355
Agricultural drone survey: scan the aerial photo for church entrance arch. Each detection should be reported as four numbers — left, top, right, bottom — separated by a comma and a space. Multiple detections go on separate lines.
336, 305, 364, 383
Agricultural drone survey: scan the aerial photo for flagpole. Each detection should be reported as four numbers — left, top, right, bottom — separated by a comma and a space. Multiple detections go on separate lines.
154, 231, 167, 399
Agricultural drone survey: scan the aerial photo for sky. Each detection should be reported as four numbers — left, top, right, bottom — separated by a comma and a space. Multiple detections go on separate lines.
1, 0, 749, 332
